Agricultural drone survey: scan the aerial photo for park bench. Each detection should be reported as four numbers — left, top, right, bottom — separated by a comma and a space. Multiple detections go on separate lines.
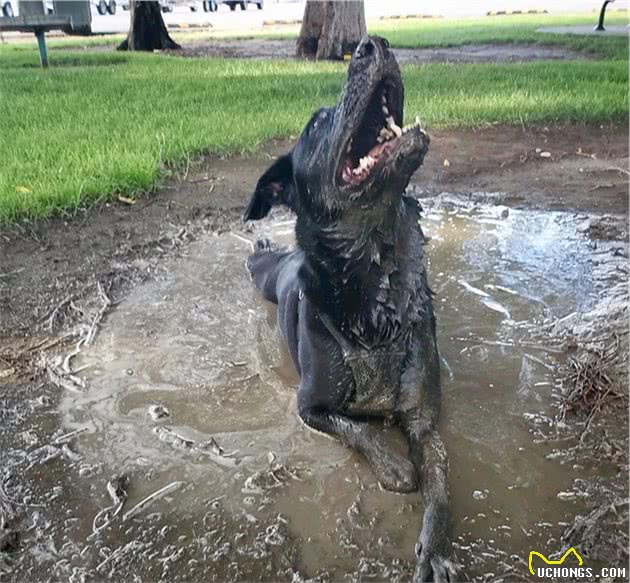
0, 0, 91, 67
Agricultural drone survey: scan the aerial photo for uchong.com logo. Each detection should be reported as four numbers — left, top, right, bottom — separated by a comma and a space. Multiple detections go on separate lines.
528, 547, 627, 579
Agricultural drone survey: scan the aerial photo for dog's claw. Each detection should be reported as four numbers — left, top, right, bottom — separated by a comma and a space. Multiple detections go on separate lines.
413, 551, 460, 583
374, 454, 417, 493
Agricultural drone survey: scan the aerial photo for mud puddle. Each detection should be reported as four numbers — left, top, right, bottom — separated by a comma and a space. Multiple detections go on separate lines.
55, 201, 619, 580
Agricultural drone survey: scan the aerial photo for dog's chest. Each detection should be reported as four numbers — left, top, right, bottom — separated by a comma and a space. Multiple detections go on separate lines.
344, 344, 407, 415
320, 313, 410, 415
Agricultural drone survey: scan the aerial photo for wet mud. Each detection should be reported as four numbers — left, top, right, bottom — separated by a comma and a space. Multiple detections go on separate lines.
4, 203, 628, 581
1, 125, 628, 581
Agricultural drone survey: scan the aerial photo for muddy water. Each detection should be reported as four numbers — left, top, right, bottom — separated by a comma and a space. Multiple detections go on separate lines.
60, 203, 602, 580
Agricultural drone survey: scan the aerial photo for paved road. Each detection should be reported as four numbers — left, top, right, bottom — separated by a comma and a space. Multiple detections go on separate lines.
85, 0, 615, 34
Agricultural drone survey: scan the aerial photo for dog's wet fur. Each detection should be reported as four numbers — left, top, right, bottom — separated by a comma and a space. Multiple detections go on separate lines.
244, 37, 457, 581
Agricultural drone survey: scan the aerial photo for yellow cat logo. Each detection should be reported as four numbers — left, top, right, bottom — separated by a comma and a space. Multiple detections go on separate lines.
528, 547, 584, 575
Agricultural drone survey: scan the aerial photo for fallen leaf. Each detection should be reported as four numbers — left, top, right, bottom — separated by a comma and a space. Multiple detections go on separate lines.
0, 367, 16, 379
117, 195, 136, 205
16, 186, 32, 194
443, 159, 450, 167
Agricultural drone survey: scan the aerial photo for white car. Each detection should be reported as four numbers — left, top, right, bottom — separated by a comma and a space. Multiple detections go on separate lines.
1, 0, 52, 16
117, 0, 202, 13
203, 0, 263, 11
93, 0, 117, 15
159, 0, 202, 12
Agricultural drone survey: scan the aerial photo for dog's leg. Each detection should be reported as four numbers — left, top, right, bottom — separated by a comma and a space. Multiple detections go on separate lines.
298, 406, 417, 493
401, 415, 457, 582
398, 350, 458, 582
246, 241, 291, 304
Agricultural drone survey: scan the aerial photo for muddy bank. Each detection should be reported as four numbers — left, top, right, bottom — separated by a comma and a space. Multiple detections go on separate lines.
164, 39, 595, 64
0, 124, 628, 581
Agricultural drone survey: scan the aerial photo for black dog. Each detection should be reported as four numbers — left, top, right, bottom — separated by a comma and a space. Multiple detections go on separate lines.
244, 36, 456, 582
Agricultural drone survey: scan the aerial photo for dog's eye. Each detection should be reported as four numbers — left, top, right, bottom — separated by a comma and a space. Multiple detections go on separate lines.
311, 111, 328, 131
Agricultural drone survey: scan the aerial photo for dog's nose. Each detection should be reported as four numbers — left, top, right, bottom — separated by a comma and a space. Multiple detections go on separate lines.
355, 37, 376, 60
355, 36, 391, 61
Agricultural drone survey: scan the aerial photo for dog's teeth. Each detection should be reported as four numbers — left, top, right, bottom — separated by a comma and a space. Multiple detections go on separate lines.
386, 116, 403, 137
381, 93, 386, 105
382, 105, 389, 115
379, 127, 395, 141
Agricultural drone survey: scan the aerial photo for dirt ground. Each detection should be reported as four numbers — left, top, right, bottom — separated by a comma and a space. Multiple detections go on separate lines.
2, 123, 627, 330
163, 39, 594, 63
0, 123, 628, 581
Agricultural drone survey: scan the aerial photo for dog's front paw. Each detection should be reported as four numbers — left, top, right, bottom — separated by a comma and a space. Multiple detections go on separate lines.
375, 455, 417, 493
413, 545, 460, 583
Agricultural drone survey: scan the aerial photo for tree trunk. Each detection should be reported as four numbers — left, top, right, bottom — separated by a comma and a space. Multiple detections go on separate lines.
296, 0, 366, 61
118, 0, 181, 52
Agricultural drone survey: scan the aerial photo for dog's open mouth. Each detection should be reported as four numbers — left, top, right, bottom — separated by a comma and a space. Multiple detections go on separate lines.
337, 79, 423, 189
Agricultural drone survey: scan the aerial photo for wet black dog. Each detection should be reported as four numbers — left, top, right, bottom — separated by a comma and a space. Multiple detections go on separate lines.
244, 36, 456, 582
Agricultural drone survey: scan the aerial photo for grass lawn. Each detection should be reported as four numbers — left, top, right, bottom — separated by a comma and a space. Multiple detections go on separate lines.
370, 12, 629, 59
10, 12, 628, 56
0, 12, 627, 222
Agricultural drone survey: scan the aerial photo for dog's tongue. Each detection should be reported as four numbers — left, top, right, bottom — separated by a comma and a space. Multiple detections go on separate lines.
368, 141, 389, 159
340, 141, 392, 186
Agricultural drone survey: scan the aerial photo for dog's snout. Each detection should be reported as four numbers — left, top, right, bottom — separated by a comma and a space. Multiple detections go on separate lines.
356, 38, 376, 60
355, 36, 392, 62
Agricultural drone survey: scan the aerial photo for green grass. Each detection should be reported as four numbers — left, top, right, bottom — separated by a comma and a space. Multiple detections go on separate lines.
0, 12, 627, 221
224, 12, 630, 59
371, 12, 629, 59
9, 12, 629, 56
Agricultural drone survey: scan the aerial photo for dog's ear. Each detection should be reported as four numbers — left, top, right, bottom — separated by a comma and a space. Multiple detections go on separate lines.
244, 153, 295, 221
